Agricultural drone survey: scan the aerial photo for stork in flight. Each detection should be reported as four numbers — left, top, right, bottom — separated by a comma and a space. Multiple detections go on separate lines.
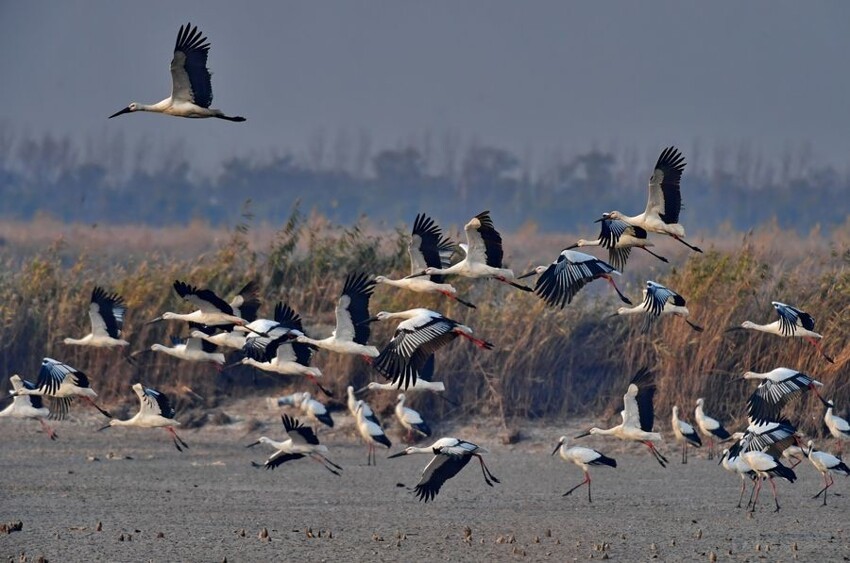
518, 249, 631, 308
0, 375, 57, 440
388, 437, 499, 502
148, 280, 253, 327
13, 358, 111, 420
375, 213, 475, 308
608, 280, 703, 333
568, 217, 669, 272
99, 383, 189, 451
598, 146, 702, 253
109, 23, 245, 122
576, 367, 669, 467
727, 301, 834, 363
63, 286, 129, 348
407, 211, 532, 292
744, 367, 823, 425
727, 419, 798, 512
247, 414, 343, 475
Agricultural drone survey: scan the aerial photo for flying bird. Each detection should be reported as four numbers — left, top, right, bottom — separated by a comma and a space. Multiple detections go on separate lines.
568, 217, 668, 271
149, 280, 252, 327
63, 286, 129, 348
109, 23, 245, 122
727, 301, 833, 363
247, 414, 342, 475
744, 368, 823, 425
12, 358, 111, 420
99, 383, 189, 451
609, 280, 702, 333
0, 375, 57, 440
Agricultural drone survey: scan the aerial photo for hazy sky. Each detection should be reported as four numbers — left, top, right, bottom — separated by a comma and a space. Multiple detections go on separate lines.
2, 1, 849, 174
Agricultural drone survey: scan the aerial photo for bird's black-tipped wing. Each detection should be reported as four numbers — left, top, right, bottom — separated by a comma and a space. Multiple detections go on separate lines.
141, 386, 176, 419
231, 281, 261, 322
773, 302, 815, 335
410, 213, 455, 282
646, 146, 686, 225
630, 367, 656, 432
173, 280, 234, 315
22, 379, 45, 410
597, 218, 634, 249
373, 319, 459, 389
336, 273, 376, 345
746, 370, 818, 425
274, 302, 305, 332
90, 286, 126, 339
464, 210, 504, 268
264, 451, 306, 470
171, 23, 213, 108
36, 358, 84, 395
413, 453, 473, 502
534, 251, 617, 309
281, 413, 320, 445
736, 420, 796, 457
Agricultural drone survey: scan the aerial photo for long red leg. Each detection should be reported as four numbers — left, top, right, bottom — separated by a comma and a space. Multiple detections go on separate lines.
806, 337, 835, 363
39, 418, 57, 440
454, 330, 494, 350
768, 477, 780, 512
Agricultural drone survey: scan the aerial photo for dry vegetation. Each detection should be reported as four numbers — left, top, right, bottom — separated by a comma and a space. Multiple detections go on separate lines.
1, 208, 848, 436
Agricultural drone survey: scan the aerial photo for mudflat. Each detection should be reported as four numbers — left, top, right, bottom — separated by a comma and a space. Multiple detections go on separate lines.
1, 410, 848, 562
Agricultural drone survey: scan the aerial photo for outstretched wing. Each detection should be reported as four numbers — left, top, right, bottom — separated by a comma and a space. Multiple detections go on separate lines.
773, 301, 816, 336
645, 146, 686, 225
170, 23, 213, 107
409, 213, 455, 281
464, 211, 503, 268
89, 286, 126, 339
281, 413, 320, 445
413, 453, 472, 502
173, 280, 234, 315
334, 273, 375, 345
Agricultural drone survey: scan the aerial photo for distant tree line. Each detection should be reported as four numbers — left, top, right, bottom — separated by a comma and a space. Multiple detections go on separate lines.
0, 127, 845, 231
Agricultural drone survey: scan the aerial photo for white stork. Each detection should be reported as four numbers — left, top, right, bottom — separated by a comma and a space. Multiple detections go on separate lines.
820, 398, 850, 454
739, 450, 797, 512
729, 301, 834, 363
188, 281, 262, 350
407, 211, 532, 292
354, 400, 392, 465
109, 23, 245, 122
13, 358, 111, 420
1, 375, 57, 440
247, 414, 342, 475
694, 398, 731, 459
671, 405, 702, 464
568, 217, 669, 272
551, 436, 616, 503
63, 286, 129, 348
728, 419, 798, 512
149, 280, 251, 327
744, 367, 823, 425
375, 213, 475, 308
296, 272, 379, 358
150, 335, 226, 366
387, 437, 499, 502
357, 379, 446, 393
717, 448, 756, 509
395, 393, 432, 441
293, 392, 334, 429
100, 383, 189, 451
518, 249, 631, 308
366, 308, 493, 390
347, 386, 381, 426
609, 280, 702, 333
804, 440, 850, 506
576, 367, 668, 467
599, 146, 702, 253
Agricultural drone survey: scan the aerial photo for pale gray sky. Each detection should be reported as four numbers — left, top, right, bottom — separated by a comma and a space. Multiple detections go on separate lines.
1, 1, 849, 175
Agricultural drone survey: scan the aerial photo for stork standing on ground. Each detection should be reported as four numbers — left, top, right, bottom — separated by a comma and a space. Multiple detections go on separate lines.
366, 308, 493, 390
727, 301, 834, 363
694, 398, 731, 459
609, 280, 702, 333
518, 249, 631, 308
728, 419, 799, 512
671, 405, 702, 463
804, 440, 850, 505
739, 449, 797, 512
744, 368, 823, 425
295, 392, 334, 429
63, 286, 129, 348
406, 211, 532, 292
375, 213, 475, 308
388, 437, 499, 502
599, 146, 702, 253
718, 448, 756, 508
551, 436, 616, 503
1, 375, 57, 440
296, 273, 380, 358
821, 398, 850, 454
354, 400, 391, 465
247, 414, 342, 475
568, 217, 669, 272
109, 23, 245, 122
576, 367, 669, 467
13, 358, 111, 420
99, 383, 189, 451
395, 393, 432, 442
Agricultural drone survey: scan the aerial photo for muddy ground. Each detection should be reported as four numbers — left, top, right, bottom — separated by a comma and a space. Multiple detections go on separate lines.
1, 402, 848, 562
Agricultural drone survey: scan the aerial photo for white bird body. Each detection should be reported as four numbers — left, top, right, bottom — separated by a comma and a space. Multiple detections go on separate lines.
611, 281, 702, 333
191, 329, 246, 350
361, 379, 446, 393
375, 276, 456, 296
354, 400, 392, 465
297, 273, 379, 357
744, 367, 823, 424
734, 446, 797, 512
64, 287, 129, 348
387, 437, 499, 502
247, 414, 341, 474
736, 301, 833, 362
152, 280, 252, 327
570, 217, 668, 271
109, 23, 245, 122
824, 403, 850, 453
601, 147, 702, 253
577, 368, 668, 467
552, 436, 617, 502
671, 405, 702, 463
718, 448, 756, 508
805, 440, 850, 505
295, 392, 334, 428
103, 383, 188, 451
395, 393, 431, 439
151, 338, 225, 365
1, 375, 56, 440
239, 355, 321, 379
694, 398, 731, 459
13, 358, 110, 421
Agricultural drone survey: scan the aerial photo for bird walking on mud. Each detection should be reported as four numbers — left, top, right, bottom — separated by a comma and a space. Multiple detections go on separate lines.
551, 436, 616, 502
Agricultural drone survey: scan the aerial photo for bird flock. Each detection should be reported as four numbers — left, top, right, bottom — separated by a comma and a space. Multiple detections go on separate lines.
3, 22, 848, 507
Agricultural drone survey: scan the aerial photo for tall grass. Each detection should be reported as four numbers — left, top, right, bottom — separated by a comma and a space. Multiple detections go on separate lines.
0, 211, 847, 436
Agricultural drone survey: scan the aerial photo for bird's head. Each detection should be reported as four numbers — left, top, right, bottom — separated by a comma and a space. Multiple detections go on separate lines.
361, 311, 391, 324
517, 266, 545, 280
742, 371, 758, 380
551, 435, 567, 455
739, 321, 757, 330
595, 211, 616, 223
387, 447, 415, 459
109, 102, 138, 119
575, 428, 596, 439
695, 397, 704, 407
246, 437, 271, 448
397, 393, 406, 403
373, 275, 388, 284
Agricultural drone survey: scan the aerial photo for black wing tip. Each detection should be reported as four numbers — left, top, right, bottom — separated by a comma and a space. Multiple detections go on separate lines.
656, 146, 686, 172
342, 271, 376, 297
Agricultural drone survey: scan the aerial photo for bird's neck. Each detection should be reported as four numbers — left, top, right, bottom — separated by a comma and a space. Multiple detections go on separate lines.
63, 337, 89, 345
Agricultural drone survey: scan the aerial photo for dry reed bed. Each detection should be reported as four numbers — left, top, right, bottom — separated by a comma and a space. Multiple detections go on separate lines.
0, 214, 848, 436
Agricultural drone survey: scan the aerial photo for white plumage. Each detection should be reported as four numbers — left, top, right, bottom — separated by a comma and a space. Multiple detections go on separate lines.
551, 436, 616, 503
